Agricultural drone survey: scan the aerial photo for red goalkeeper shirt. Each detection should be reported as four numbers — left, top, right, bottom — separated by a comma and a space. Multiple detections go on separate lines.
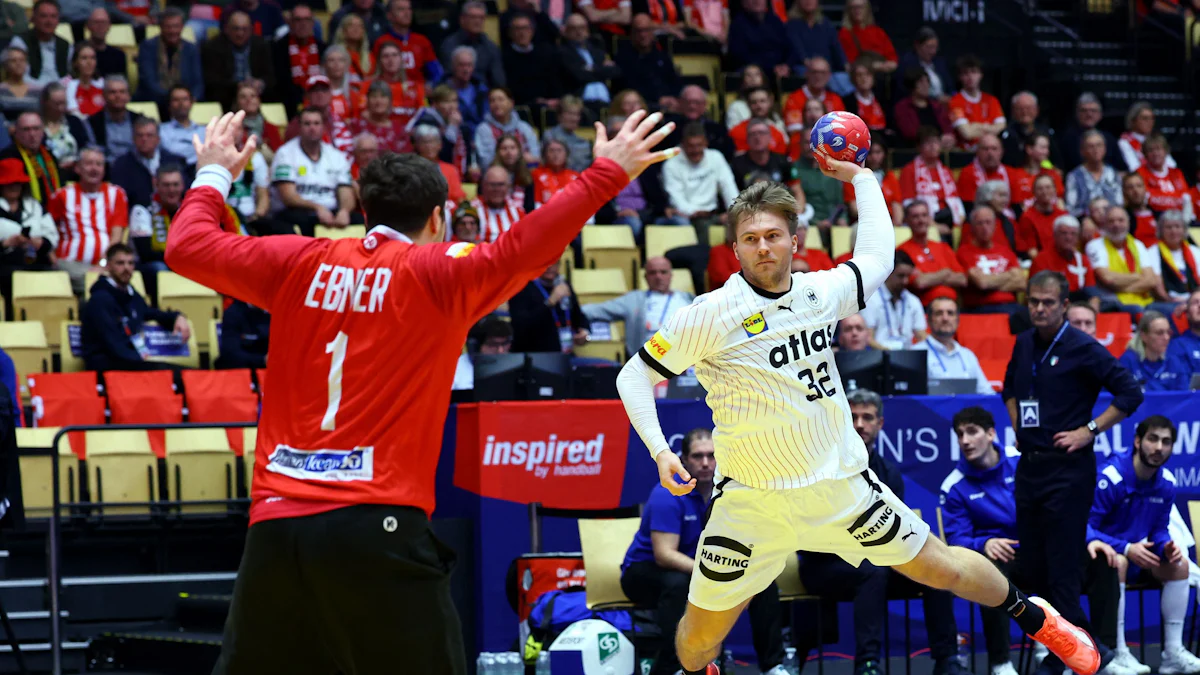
165, 160, 629, 525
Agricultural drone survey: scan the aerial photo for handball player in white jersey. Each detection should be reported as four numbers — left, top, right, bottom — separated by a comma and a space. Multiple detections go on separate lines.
615, 155, 1105, 675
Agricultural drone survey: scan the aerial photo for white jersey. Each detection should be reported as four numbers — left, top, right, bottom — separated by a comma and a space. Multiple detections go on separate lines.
639, 266, 869, 489
270, 138, 352, 211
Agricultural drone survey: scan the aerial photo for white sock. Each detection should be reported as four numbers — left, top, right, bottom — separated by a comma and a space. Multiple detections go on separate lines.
1163, 579, 1189, 652
1118, 583, 1128, 652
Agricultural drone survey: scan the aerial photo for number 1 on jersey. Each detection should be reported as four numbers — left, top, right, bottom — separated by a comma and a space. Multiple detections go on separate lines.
322, 331, 348, 431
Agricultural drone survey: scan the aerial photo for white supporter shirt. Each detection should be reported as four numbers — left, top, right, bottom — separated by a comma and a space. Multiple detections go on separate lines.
470, 197, 525, 243
912, 337, 993, 394
638, 268, 870, 489
1085, 236, 1152, 271
1143, 242, 1200, 301
270, 138, 352, 211
228, 153, 270, 219
662, 148, 739, 218
861, 285, 926, 349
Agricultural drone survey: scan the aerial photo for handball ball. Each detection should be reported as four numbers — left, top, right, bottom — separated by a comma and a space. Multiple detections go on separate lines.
810, 111, 871, 168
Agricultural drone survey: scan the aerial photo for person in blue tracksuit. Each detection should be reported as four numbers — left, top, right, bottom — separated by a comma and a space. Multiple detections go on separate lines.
1085, 415, 1200, 675
941, 407, 1020, 675
1117, 311, 1191, 392
1166, 290, 1200, 377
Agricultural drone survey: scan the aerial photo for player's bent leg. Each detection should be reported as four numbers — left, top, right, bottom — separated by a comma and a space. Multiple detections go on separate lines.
677, 599, 750, 671
298, 505, 468, 675
212, 518, 337, 675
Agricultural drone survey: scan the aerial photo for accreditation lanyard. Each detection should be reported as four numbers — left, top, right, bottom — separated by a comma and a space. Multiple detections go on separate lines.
1028, 321, 1068, 397
535, 282, 573, 353
925, 338, 963, 374
882, 296, 903, 338
646, 291, 674, 331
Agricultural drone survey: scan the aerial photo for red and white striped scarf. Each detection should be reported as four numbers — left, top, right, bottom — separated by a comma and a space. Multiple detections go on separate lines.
288, 38, 322, 87
971, 158, 1008, 190
471, 197, 525, 243
913, 156, 958, 214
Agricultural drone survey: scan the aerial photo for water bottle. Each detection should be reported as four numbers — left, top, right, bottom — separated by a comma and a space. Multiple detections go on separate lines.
476, 652, 496, 675
783, 646, 800, 675
536, 650, 552, 675
723, 649, 735, 672
956, 632, 970, 667
503, 651, 523, 675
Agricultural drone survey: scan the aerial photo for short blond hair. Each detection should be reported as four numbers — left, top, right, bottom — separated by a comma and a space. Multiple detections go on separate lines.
726, 182, 799, 240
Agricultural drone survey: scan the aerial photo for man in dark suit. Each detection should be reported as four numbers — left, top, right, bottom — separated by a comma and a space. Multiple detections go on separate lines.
613, 14, 681, 113
134, 8, 204, 108
87, 75, 145, 163
501, 13, 561, 111
110, 118, 187, 208
893, 26, 954, 102
271, 5, 326, 120
499, 0, 559, 49
509, 263, 590, 354
200, 10, 275, 111
12, 0, 70, 85
558, 13, 619, 114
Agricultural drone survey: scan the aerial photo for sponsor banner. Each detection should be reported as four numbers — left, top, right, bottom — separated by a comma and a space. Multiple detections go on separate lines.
142, 326, 190, 357
454, 401, 630, 509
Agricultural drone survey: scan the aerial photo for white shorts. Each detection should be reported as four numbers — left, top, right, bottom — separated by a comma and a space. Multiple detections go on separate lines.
689, 469, 931, 612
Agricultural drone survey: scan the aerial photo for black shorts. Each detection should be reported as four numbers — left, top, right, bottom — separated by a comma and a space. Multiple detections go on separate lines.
212, 504, 467, 675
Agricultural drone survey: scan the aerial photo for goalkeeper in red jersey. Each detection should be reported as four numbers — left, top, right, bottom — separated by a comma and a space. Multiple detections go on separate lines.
164, 110, 677, 675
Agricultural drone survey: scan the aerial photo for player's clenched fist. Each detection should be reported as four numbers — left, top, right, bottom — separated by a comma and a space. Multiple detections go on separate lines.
194, 111, 260, 177
655, 448, 697, 496
593, 109, 680, 181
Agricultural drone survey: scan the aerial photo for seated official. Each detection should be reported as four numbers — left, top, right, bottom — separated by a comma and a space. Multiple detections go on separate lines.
621, 428, 786, 675
80, 243, 189, 372
913, 298, 993, 394
582, 257, 692, 361
862, 250, 928, 350
215, 300, 269, 370
508, 263, 590, 354
836, 313, 872, 351
1118, 311, 1190, 392
799, 389, 966, 675
452, 316, 513, 391
1086, 416, 1200, 675
1166, 290, 1200, 375
941, 407, 1020, 675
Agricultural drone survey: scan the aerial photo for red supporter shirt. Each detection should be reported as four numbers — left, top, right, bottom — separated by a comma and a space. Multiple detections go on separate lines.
1030, 246, 1094, 292
347, 116, 412, 154
843, 171, 901, 208
579, 0, 633, 33
1015, 205, 1066, 254
898, 238, 963, 305
793, 247, 834, 272
353, 80, 425, 129
956, 238, 1020, 308
50, 183, 129, 265
729, 121, 788, 155
849, 92, 886, 130
947, 91, 1005, 148
837, 25, 897, 64
439, 161, 465, 202
683, 0, 727, 36
1137, 164, 1189, 213
530, 167, 581, 207
955, 162, 1011, 204
163, 160, 630, 525
1008, 166, 1064, 207
707, 243, 739, 287
783, 87, 845, 132
371, 31, 438, 85
1129, 206, 1158, 249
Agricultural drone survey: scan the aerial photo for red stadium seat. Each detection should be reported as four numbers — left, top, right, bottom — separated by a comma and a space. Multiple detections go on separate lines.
28, 372, 106, 428
977, 359, 1008, 393
1095, 313, 1133, 359
182, 370, 259, 423
105, 371, 184, 426
956, 314, 1015, 361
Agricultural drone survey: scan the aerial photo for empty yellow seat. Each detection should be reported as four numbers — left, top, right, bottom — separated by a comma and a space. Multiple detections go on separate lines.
581, 225, 639, 289
0, 321, 52, 392
575, 320, 625, 363
578, 517, 640, 610
645, 225, 697, 260
166, 429, 236, 513
260, 103, 288, 127
572, 268, 628, 305
58, 321, 84, 373
314, 225, 367, 240
86, 430, 158, 516
16, 428, 77, 518
127, 101, 161, 122
189, 101, 224, 126
13, 270, 75, 348
157, 272, 221, 348
832, 227, 853, 260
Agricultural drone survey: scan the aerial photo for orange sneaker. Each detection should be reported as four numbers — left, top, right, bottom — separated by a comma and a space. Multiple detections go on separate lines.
705, 665, 721, 675
1027, 596, 1101, 675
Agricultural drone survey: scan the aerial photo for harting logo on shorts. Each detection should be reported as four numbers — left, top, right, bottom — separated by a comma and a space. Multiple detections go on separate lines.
698, 536, 752, 582
483, 434, 606, 480
847, 499, 903, 548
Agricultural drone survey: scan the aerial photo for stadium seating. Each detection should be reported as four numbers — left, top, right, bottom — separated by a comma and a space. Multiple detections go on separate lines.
86, 429, 158, 515
577, 517, 640, 610
832, 227, 853, 260
581, 225, 639, 289
127, 101, 161, 122
58, 321, 84, 373
0, 321, 52, 387
575, 320, 624, 363
156, 272, 222, 348
13, 270, 75, 348
28, 371, 106, 429
260, 103, 289, 127
314, 225, 367, 240
636, 271, 696, 296
571, 268, 628, 304
84, 270, 146, 301
104, 371, 184, 425
189, 102, 224, 125
15, 427, 79, 518
1096, 313, 1133, 359
645, 226, 697, 260
164, 428, 237, 513
956, 314, 1016, 361
208, 320, 221, 365
181, 370, 259, 424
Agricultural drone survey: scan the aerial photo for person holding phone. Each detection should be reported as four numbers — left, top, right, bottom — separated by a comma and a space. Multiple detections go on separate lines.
0, 157, 55, 317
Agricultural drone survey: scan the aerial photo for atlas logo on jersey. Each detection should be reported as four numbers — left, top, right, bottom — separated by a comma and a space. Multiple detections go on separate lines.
767, 325, 836, 368
742, 313, 768, 337
698, 535, 753, 582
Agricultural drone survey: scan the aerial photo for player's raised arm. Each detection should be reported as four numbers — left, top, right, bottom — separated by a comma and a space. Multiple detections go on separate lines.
415, 111, 679, 320
165, 112, 323, 310
820, 155, 896, 304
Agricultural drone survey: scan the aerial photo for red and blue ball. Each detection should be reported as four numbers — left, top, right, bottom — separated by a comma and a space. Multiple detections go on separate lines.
809, 111, 871, 167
